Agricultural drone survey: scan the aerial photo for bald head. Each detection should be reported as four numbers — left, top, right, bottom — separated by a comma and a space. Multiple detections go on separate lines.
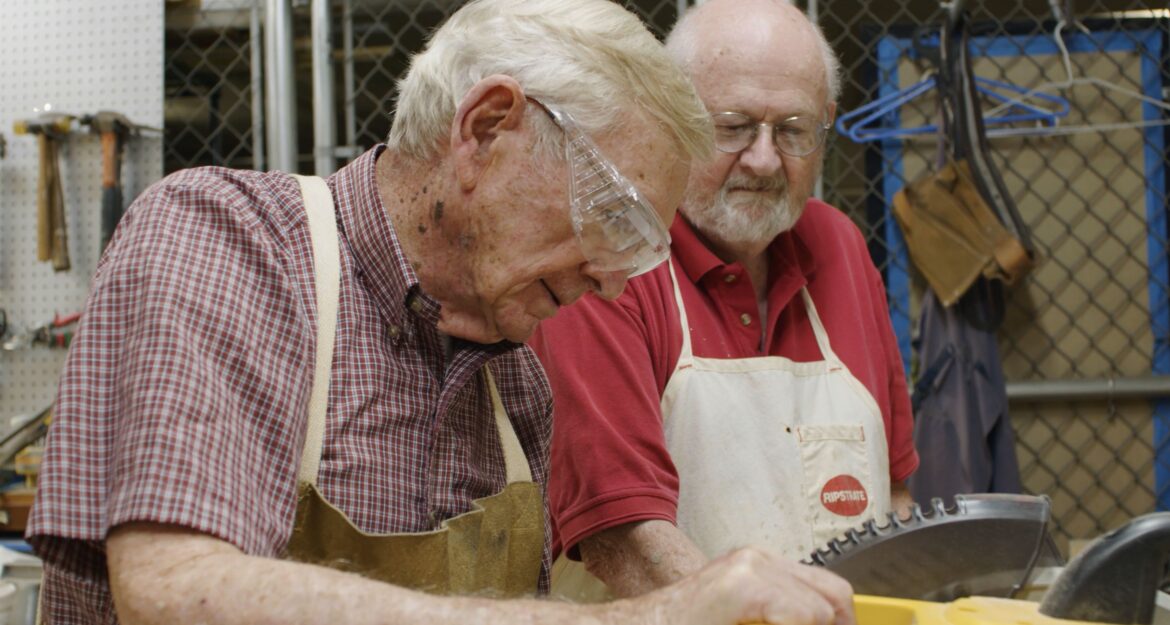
665, 0, 841, 262
667, 0, 839, 107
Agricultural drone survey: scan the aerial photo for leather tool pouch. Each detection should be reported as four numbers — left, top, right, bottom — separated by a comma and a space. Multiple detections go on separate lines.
893, 159, 1032, 306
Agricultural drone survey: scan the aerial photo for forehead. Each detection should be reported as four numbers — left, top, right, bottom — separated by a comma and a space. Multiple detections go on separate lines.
591, 115, 690, 225
688, 16, 828, 119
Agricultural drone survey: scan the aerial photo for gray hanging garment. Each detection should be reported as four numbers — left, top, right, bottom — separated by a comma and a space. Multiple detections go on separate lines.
908, 286, 1022, 502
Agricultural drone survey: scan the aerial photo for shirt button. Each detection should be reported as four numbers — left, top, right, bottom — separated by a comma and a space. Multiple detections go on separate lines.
409, 298, 423, 313
740, 313, 752, 326
724, 274, 737, 283
388, 325, 400, 338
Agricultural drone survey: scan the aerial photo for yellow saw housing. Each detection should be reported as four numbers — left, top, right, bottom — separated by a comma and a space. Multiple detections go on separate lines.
856, 595, 1113, 625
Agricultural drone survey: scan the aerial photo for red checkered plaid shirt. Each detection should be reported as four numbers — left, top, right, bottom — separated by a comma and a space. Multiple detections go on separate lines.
26, 147, 554, 624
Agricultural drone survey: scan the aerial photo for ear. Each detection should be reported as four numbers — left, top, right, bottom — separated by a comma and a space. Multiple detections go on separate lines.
451, 75, 528, 192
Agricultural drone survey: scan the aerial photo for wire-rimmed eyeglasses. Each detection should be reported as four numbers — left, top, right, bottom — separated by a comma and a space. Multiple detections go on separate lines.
712, 111, 831, 158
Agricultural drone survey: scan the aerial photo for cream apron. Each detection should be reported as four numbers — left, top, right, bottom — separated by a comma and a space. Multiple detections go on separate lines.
551, 259, 890, 600
281, 175, 544, 597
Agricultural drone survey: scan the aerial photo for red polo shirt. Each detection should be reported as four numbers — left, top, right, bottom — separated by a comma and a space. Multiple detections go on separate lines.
529, 199, 918, 557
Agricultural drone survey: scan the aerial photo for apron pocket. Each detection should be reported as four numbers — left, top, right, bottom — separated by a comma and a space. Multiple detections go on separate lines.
795, 423, 876, 551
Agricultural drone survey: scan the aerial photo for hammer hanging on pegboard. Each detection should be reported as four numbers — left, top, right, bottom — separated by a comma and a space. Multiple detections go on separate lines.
13, 113, 74, 272
79, 112, 159, 252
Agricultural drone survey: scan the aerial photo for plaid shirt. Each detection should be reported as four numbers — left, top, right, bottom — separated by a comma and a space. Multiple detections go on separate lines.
26, 147, 555, 624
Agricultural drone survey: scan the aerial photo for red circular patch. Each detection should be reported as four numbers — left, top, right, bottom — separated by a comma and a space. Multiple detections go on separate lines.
820, 474, 869, 516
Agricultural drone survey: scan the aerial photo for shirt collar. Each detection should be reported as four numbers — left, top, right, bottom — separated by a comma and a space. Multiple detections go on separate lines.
669, 205, 818, 288
330, 146, 521, 352
330, 145, 423, 330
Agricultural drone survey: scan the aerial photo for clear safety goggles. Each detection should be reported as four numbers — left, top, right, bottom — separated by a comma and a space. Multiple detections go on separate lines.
530, 98, 672, 278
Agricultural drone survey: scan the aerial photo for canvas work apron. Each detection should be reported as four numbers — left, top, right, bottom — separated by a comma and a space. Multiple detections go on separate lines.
281, 175, 544, 597
551, 259, 890, 601
662, 260, 891, 559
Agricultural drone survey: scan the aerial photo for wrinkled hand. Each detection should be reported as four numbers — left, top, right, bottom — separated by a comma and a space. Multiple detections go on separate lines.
615, 547, 855, 625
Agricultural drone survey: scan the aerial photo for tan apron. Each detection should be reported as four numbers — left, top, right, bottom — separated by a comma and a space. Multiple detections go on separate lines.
552, 259, 890, 600
282, 175, 544, 597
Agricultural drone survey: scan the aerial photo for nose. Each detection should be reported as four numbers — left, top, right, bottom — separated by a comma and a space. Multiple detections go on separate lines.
582, 264, 629, 301
738, 125, 784, 178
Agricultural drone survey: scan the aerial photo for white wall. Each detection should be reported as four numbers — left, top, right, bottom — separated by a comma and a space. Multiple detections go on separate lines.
0, 0, 164, 418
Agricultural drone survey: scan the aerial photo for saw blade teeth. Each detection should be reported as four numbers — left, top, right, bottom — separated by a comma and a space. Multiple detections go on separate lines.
800, 552, 823, 566
911, 503, 926, 521
931, 497, 948, 517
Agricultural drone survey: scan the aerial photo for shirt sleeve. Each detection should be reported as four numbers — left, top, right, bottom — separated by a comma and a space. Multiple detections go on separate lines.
528, 278, 680, 559
28, 169, 315, 559
799, 201, 920, 486
866, 260, 920, 483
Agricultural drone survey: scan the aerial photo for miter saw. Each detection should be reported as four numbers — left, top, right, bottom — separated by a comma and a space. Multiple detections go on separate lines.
805, 493, 1170, 625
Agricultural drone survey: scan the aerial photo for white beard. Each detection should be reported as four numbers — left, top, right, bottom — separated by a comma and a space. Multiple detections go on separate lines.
682, 174, 805, 249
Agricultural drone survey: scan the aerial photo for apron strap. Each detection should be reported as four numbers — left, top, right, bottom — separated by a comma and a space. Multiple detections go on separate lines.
669, 261, 840, 368
483, 367, 534, 484
666, 259, 696, 368
799, 288, 844, 365
293, 174, 340, 487
669, 254, 843, 370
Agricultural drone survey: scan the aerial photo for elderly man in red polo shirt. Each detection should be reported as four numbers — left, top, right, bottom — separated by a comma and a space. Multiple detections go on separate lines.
530, 0, 919, 600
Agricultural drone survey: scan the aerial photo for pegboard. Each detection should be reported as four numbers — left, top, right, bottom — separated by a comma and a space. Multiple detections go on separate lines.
0, 0, 164, 419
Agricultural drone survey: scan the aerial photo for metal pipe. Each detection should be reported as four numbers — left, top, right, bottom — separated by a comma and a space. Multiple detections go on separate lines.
264, 0, 297, 172
342, 0, 356, 150
808, 0, 822, 199
311, 0, 336, 175
1007, 375, 1170, 403
947, 0, 968, 27
250, 0, 265, 171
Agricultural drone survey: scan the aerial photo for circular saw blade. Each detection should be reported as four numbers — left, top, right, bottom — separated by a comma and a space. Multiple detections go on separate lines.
805, 493, 1064, 602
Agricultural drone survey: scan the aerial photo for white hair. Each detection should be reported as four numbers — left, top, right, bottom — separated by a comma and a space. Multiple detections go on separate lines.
666, 0, 842, 106
388, 0, 713, 163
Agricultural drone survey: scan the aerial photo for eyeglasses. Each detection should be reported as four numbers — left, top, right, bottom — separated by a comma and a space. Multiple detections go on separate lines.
529, 98, 671, 278
711, 112, 831, 158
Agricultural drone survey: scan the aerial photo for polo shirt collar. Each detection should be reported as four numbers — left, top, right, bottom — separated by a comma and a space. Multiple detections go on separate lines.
670, 207, 818, 290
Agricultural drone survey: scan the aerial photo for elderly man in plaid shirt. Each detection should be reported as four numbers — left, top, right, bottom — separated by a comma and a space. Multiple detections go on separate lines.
27, 0, 855, 624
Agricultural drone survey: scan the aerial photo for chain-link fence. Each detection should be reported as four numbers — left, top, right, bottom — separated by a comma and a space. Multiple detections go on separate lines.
815, 0, 1169, 551
163, 0, 1170, 552
165, 0, 264, 172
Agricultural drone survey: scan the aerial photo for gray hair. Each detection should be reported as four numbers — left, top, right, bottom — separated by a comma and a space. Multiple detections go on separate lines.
388, 0, 713, 162
666, 0, 841, 106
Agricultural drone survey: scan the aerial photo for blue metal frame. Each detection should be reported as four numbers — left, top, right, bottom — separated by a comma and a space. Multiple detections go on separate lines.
1135, 32, 1170, 511
874, 28, 1168, 506
876, 35, 912, 369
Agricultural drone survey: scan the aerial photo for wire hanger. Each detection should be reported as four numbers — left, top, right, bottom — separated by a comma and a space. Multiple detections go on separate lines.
981, 0, 1170, 138
836, 70, 1070, 142
837, 26, 1071, 144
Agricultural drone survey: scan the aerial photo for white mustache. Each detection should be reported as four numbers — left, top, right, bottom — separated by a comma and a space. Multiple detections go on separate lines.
723, 175, 786, 194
